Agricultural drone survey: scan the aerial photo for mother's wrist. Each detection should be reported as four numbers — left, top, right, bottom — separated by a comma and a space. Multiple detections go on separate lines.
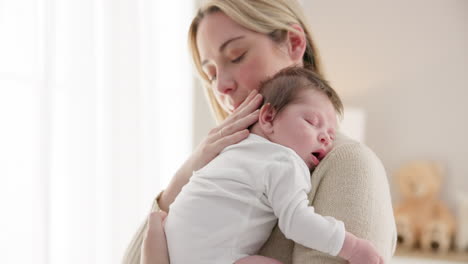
151, 190, 164, 212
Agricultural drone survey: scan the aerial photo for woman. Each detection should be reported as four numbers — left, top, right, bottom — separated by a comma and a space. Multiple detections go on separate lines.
123, 1, 396, 263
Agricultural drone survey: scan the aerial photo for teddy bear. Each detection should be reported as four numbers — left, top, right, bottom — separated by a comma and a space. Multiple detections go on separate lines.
393, 160, 456, 254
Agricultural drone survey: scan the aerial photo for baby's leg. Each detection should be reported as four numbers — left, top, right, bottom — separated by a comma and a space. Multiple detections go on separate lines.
141, 211, 170, 264
235, 255, 283, 264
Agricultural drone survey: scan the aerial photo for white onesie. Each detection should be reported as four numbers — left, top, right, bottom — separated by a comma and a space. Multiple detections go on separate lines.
164, 134, 345, 264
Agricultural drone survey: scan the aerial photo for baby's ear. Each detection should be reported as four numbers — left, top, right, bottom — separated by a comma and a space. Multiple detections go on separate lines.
258, 103, 277, 134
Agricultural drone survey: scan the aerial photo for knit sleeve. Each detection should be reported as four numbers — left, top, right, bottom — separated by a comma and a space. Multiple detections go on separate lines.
292, 140, 397, 264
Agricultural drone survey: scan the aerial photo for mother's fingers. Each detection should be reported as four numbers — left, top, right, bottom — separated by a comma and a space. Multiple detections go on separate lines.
226, 91, 263, 124
209, 109, 259, 144
219, 110, 259, 139
236, 89, 258, 110
213, 129, 250, 153
235, 93, 263, 119
229, 89, 257, 116
189, 90, 263, 172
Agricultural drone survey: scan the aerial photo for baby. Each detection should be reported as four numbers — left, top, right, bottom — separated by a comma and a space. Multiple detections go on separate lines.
145, 67, 383, 264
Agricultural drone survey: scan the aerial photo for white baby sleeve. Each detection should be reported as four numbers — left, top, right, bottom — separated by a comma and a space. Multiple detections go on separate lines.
264, 155, 345, 256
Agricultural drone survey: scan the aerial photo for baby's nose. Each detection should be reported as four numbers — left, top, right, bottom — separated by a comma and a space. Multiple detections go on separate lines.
319, 133, 330, 146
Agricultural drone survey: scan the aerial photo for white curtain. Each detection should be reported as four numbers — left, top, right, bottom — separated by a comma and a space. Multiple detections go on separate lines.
0, 0, 194, 263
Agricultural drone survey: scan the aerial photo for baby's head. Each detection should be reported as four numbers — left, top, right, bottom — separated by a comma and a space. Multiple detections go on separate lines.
252, 67, 343, 169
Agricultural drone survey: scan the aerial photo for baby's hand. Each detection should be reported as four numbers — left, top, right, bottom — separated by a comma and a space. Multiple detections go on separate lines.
338, 232, 384, 264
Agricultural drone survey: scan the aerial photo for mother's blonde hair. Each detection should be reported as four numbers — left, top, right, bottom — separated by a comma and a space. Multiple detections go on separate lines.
189, 0, 323, 123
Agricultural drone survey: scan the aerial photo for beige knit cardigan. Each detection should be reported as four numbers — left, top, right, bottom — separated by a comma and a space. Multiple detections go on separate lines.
122, 133, 397, 264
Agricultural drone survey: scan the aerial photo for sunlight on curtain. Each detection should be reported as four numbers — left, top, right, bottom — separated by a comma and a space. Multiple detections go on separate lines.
49, 1, 194, 263
0, 0, 46, 263
154, 0, 194, 194
0, 0, 194, 263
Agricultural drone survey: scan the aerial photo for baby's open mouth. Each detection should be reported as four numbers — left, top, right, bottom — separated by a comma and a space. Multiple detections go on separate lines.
312, 150, 325, 161
311, 152, 320, 166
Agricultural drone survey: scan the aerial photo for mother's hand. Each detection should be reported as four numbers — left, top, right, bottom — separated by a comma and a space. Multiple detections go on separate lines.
191, 89, 263, 171
158, 89, 262, 212
141, 211, 169, 264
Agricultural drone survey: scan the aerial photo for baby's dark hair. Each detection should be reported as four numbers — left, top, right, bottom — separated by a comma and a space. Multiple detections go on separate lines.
259, 66, 343, 118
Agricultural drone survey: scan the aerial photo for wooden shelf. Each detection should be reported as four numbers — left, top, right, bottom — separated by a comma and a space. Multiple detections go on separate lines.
395, 248, 468, 263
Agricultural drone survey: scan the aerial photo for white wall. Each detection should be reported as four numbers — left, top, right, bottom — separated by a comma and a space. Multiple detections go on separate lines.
301, 0, 468, 208
192, 0, 468, 209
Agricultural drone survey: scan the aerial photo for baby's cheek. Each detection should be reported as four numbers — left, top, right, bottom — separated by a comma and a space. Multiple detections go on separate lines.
289, 125, 308, 146
296, 123, 310, 137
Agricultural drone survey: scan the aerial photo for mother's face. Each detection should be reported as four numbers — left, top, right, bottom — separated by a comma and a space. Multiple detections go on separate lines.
196, 12, 301, 114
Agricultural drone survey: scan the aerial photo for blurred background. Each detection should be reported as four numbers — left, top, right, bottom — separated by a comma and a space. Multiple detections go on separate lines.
0, 0, 466, 263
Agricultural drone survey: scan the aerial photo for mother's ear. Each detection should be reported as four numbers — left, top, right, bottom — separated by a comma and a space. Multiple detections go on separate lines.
258, 103, 277, 135
286, 24, 306, 64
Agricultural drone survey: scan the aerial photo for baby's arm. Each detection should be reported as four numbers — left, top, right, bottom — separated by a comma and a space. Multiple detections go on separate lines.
141, 211, 170, 264
266, 157, 383, 263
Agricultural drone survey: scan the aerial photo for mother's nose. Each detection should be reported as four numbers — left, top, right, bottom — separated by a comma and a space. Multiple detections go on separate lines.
215, 73, 236, 95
